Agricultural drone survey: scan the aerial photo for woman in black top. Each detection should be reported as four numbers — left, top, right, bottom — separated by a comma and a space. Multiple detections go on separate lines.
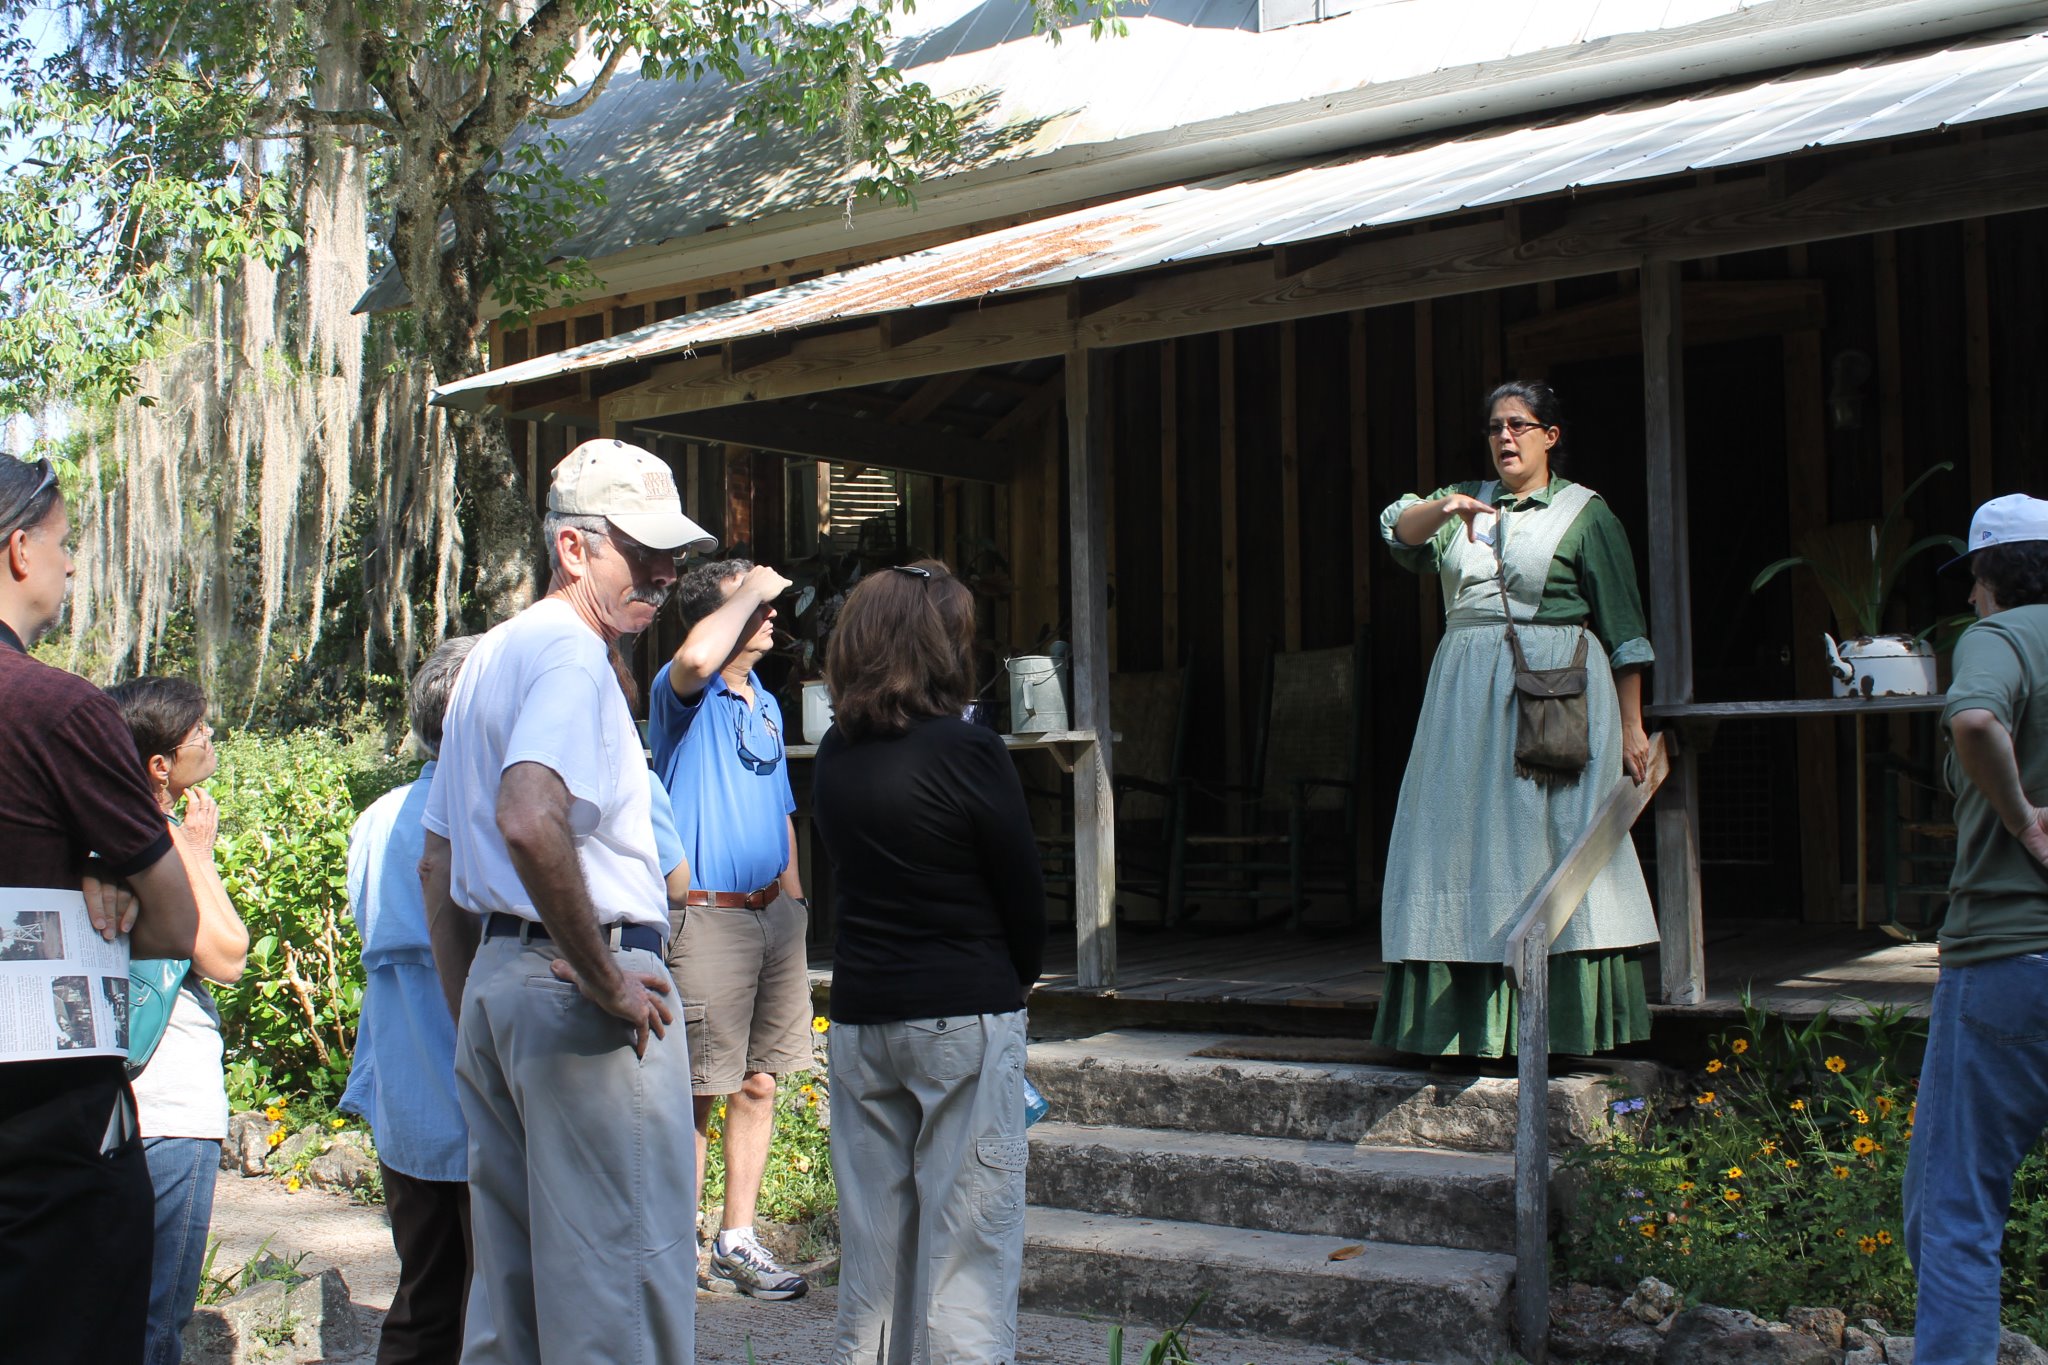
812, 559, 1044, 1365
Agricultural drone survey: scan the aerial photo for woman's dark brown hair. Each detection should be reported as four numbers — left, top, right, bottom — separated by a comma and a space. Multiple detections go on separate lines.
825, 559, 975, 739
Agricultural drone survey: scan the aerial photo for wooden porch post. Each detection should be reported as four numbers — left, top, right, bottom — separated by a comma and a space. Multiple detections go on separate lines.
1640, 259, 1706, 1006
1067, 347, 1118, 990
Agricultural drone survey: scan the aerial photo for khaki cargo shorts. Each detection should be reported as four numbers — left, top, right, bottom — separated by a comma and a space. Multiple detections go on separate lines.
665, 891, 814, 1095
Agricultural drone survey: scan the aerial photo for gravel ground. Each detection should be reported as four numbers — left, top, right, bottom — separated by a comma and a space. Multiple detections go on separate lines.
210, 1174, 1401, 1364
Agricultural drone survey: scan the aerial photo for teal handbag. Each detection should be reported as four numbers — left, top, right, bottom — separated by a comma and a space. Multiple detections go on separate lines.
126, 958, 191, 1079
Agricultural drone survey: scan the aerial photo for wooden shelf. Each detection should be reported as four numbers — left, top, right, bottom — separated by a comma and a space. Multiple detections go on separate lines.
1646, 695, 1946, 720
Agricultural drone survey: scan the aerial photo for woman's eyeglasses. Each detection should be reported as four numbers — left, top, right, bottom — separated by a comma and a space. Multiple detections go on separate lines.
1485, 417, 1549, 438
171, 722, 215, 754
734, 700, 783, 776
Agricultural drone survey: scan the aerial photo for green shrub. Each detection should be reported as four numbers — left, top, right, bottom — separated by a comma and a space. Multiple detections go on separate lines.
1561, 996, 2048, 1338
209, 728, 417, 1108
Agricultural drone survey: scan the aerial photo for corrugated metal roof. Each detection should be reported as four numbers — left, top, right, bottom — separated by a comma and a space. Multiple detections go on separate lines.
435, 23, 2048, 409
369, 0, 1955, 314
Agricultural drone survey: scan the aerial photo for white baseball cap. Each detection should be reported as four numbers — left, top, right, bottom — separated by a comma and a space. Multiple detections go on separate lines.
548, 439, 716, 553
1944, 493, 2048, 571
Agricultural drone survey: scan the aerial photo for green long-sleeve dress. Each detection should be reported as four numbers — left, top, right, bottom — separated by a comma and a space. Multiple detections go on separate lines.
1372, 476, 1659, 1057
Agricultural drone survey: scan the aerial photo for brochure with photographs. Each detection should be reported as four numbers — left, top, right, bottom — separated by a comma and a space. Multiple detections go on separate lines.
0, 887, 130, 1062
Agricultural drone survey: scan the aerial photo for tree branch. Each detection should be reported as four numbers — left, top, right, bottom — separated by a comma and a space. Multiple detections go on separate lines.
453, 0, 585, 146
285, 102, 399, 133
531, 42, 628, 121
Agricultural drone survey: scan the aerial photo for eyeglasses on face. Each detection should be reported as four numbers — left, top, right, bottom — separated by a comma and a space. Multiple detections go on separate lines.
590, 527, 680, 575
172, 722, 215, 754
1485, 417, 1550, 438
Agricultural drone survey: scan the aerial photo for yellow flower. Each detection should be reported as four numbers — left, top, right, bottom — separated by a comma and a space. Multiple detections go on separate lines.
1677, 1181, 1696, 1192
1877, 1229, 1894, 1246
1875, 1095, 1895, 1117
792, 1155, 813, 1174
264, 1105, 284, 1122
330, 1117, 346, 1129
1706, 1059, 1725, 1074
1825, 1055, 1848, 1074
1758, 1141, 1778, 1156
812, 1017, 830, 1034
1836, 1227, 1848, 1238
1696, 1092, 1717, 1106
1852, 1108, 1870, 1125
708, 1129, 721, 1145
1858, 1235, 1878, 1255
1731, 1038, 1750, 1055
1640, 1223, 1659, 1238
1833, 1165, 1852, 1180
286, 1176, 301, 1193
1789, 1099, 1806, 1111
1853, 1136, 1878, 1155
266, 1129, 286, 1148
1723, 1188, 1742, 1203
1724, 1166, 1744, 1180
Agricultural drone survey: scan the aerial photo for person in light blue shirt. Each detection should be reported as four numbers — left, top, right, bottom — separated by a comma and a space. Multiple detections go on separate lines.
342, 638, 477, 1365
648, 557, 814, 1302
345, 637, 690, 1365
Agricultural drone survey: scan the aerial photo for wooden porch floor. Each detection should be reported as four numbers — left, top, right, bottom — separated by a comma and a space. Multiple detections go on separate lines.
811, 920, 1939, 1020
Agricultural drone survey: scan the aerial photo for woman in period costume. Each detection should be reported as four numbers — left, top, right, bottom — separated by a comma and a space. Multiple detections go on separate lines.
1373, 380, 1659, 1058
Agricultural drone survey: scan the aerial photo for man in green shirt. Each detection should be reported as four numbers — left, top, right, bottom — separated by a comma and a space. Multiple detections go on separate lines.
1903, 493, 2048, 1365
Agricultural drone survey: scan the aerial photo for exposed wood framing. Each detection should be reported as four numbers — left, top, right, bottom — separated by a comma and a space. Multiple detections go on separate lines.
634, 402, 1017, 484
1067, 348, 1118, 991
889, 372, 975, 426
1349, 313, 1371, 633
982, 372, 1067, 443
1161, 341, 1181, 666
1414, 302, 1439, 659
1784, 327, 1842, 922
1507, 281, 1827, 370
1874, 233, 1907, 510
1280, 322, 1303, 652
569, 127, 2048, 426
1220, 333, 1244, 781
1639, 260, 1704, 1006
1964, 217, 1994, 507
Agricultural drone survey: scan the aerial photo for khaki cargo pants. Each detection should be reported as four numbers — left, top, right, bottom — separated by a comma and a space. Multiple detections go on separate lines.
827, 1010, 1029, 1365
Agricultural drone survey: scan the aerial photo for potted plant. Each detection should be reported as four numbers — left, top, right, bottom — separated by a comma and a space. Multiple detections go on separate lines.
1750, 461, 1966, 698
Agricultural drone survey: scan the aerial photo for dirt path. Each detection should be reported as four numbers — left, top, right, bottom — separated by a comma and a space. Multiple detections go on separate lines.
211, 1173, 1399, 1364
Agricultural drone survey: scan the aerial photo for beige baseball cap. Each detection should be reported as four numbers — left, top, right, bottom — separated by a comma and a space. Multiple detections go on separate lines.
548, 439, 716, 553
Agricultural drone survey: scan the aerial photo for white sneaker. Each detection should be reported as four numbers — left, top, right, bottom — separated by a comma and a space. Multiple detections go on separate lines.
708, 1232, 808, 1301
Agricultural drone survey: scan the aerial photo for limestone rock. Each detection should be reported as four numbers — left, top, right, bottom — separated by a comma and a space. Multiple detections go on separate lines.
1625, 1278, 1681, 1325
225, 1112, 277, 1177
1786, 1307, 1848, 1348
1844, 1327, 1880, 1354
1552, 1284, 1659, 1364
1842, 1349, 1882, 1365
1658, 1306, 1839, 1365
268, 1125, 321, 1173
1883, 1337, 1915, 1364
305, 1132, 377, 1194
182, 1267, 364, 1364
2001, 1330, 2048, 1365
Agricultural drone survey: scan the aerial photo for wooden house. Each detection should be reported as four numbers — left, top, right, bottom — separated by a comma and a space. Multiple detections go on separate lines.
422, 0, 2048, 1011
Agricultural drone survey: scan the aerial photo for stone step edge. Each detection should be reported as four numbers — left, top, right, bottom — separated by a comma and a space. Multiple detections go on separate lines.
1027, 1121, 1518, 1178
1025, 1206, 1517, 1285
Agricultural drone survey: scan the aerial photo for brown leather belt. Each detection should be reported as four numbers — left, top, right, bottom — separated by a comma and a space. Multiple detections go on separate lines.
683, 885, 778, 910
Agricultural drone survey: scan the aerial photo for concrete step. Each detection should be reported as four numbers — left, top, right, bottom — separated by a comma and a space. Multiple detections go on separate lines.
1027, 1122, 1516, 1253
1021, 1207, 1515, 1365
1028, 1028, 1668, 1153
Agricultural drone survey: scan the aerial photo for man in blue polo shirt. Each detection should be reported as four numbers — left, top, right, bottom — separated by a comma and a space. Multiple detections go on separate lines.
650, 557, 811, 1301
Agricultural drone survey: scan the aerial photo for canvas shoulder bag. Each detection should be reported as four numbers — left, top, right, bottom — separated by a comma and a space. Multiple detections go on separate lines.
1494, 517, 1591, 784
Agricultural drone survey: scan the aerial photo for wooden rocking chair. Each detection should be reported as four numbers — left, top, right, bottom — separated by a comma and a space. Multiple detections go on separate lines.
1039, 666, 1193, 924
1168, 637, 1366, 929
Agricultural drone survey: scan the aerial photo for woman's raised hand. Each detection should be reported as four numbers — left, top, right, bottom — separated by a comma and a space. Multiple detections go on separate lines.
178, 786, 220, 851
1440, 492, 1494, 541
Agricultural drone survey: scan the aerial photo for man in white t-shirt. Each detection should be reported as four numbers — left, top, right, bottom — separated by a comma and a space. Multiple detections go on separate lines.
420, 438, 716, 1365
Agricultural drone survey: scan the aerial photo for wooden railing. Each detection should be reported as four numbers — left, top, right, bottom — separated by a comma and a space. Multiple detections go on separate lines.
1504, 731, 1673, 1363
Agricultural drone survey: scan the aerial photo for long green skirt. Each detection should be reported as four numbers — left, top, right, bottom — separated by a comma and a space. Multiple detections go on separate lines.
1371, 950, 1650, 1058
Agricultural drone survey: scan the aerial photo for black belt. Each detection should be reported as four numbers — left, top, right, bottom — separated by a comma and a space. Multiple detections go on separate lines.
483, 912, 664, 957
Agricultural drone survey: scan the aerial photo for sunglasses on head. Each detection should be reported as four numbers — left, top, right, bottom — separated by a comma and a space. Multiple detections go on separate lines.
0, 458, 57, 534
